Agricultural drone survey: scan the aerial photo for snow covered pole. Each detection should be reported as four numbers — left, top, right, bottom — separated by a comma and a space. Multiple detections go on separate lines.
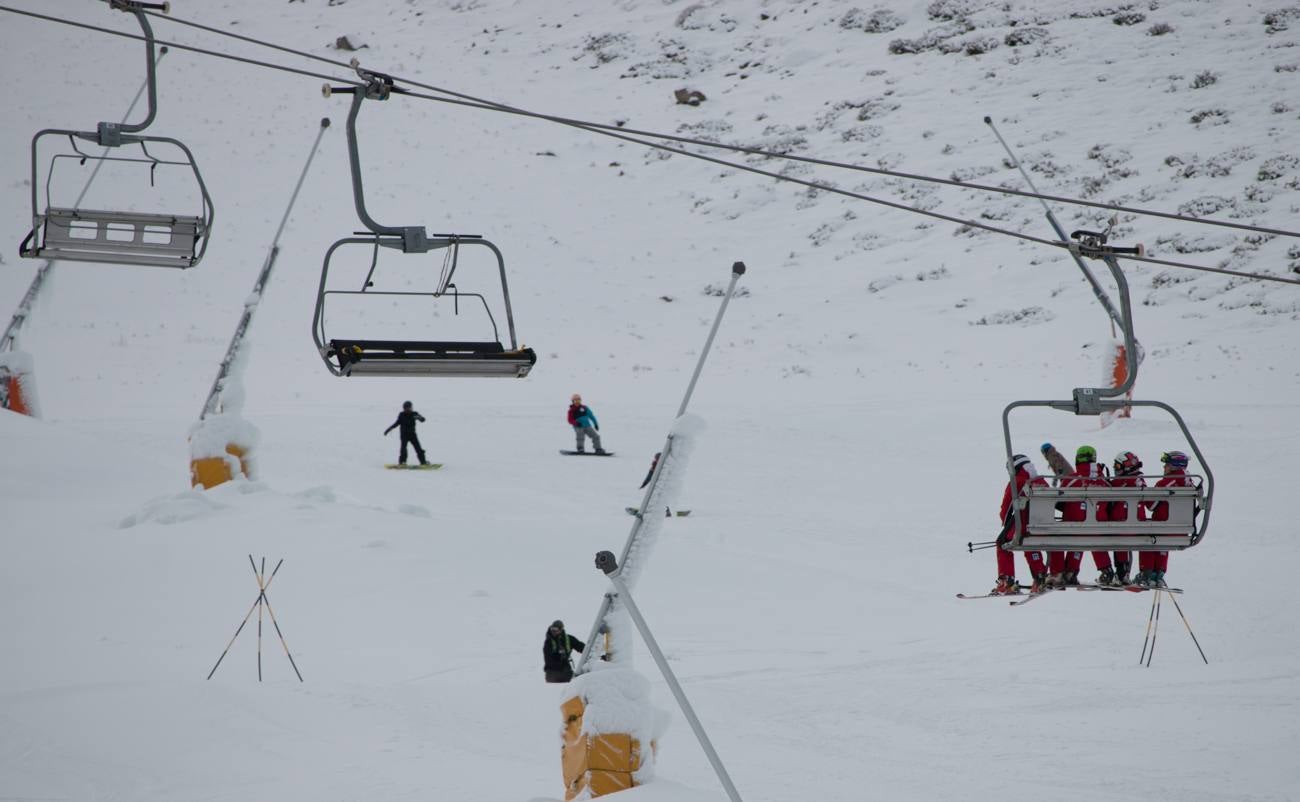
190, 118, 330, 488
576, 261, 745, 673
596, 551, 744, 802
1, 49, 166, 417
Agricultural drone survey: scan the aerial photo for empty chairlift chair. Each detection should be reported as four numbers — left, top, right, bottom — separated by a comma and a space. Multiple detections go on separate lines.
311, 65, 535, 378
1001, 231, 1213, 554
19, 1, 213, 269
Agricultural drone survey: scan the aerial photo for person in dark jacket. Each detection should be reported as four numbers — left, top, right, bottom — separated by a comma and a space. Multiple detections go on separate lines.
543, 620, 585, 683
383, 401, 429, 466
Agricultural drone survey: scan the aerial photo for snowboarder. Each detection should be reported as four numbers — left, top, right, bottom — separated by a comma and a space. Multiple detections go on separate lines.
1136, 450, 1192, 588
383, 401, 429, 466
543, 619, 585, 683
1046, 445, 1112, 588
567, 394, 606, 455
1103, 450, 1146, 586
993, 454, 1049, 594
637, 451, 675, 517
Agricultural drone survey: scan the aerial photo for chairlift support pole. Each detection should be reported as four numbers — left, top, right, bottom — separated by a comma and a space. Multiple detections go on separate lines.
983, 117, 1125, 336
199, 118, 331, 419
1001, 233, 1214, 550
576, 261, 745, 675
594, 551, 744, 802
3, 46, 165, 361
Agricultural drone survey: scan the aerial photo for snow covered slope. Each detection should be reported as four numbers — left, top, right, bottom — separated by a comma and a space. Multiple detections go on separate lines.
1, 1, 1299, 800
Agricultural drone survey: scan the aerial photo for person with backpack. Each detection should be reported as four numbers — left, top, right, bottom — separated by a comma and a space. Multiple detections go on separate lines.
1136, 450, 1193, 588
1103, 450, 1146, 586
992, 453, 1049, 594
567, 394, 606, 455
543, 620, 586, 683
383, 401, 429, 466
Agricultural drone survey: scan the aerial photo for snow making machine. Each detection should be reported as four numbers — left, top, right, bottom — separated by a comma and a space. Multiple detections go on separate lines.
19, 1, 213, 269
1001, 230, 1213, 554
312, 64, 535, 378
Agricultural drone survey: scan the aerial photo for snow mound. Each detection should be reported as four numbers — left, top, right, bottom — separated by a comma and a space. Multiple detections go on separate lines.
118, 489, 230, 528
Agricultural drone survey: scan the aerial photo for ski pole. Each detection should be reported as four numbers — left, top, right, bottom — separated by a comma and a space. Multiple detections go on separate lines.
206, 559, 285, 680
1145, 590, 1164, 668
259, 594, 304, 682
1138, 587, 1158, 665
967, 540, 999, 553
253, 555, 265, 682
1166, 592, 1209, 665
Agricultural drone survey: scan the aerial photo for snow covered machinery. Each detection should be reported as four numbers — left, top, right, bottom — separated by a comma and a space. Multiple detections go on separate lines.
19, 1, 213, 269
1002, 230, 1213, 554
312, 65, 535, 379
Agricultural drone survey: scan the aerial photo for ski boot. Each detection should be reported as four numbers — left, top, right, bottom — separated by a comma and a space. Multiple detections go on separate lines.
1097, 567, 1117, 587
1029, 573, 1048, 594
1062, 570, 1080, 587
595, 448, 608, 456
1149, 570, 1168, 589
992, 575, 1021, 595
1042, 572, 1066, 590
1114, 563, 1132, 587
1131, 570, 1152, 588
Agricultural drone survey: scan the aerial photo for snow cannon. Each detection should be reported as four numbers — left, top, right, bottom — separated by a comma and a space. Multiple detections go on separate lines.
0, 351, 39, 417
189, 414, 257, 489
559, 668, 663, 800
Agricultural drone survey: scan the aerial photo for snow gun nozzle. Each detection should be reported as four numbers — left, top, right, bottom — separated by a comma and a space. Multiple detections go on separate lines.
595, 550, 619, 575
731, 261, 747, 276
982, 115, 992, 124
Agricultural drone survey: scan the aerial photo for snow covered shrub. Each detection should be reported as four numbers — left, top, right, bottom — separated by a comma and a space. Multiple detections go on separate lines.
840, 7, 905, 33
1178, 195, 1235, 217
945, 34, 1000, 55
950, 165, 997, 182
580, 33, 631, 66
1272, 101, 1293, 114
1190, 70, 1219, 88
926, 0, 978, 22
1087, 143, 1134, 170
1189, 108, 1229, 127
1147, 21, 1174, 35
1287, 244, 1300, 274
888, 21, 973, 54
971, 307, 1056, 326
1275, 63, 1298, 72
702, 283, 751, 297
675, 5, 738, 33
1113, 11, 1146, 25
1257, 155, 1300, 181
1004, 26, 1050, 46
1263, 7, 1300, 34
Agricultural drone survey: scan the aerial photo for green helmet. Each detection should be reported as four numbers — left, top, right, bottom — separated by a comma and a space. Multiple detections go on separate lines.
1075, 445, 1097, 463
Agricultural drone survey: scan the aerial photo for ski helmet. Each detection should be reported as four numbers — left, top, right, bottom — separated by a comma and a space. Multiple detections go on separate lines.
403, 400, 413, 410
1011, 454, 1032, 471
1075, 445, 1097, 463
1040, 442, 1053, 455
1113, 450, 1143, 475
551, 620, 565, 630
1161, 450, 1189, 469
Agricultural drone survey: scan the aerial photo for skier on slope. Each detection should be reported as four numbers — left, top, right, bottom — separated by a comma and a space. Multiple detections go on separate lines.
1135, 450, 1193, 588
1046, 445, 1112, 588
543, 620, 586, 683
993, 454, 1049, 594
567, 394, 606, 455
1103, 450, 1146, 586
383, 401, 430, 466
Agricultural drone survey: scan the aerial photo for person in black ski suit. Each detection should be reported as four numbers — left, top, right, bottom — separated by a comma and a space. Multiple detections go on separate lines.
543, 620, 585, 683
384, 401, 429, 465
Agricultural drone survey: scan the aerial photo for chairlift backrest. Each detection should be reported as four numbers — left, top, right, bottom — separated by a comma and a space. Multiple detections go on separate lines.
18, 3, 213, 269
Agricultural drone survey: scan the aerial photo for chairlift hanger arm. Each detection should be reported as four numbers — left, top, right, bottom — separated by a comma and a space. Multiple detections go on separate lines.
98, 0, 170, 142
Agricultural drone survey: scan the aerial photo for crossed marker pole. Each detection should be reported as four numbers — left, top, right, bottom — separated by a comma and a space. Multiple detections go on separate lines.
207, 555, 303, 682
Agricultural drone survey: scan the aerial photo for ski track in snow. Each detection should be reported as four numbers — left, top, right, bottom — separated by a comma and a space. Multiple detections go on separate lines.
1, 1, 1299, 800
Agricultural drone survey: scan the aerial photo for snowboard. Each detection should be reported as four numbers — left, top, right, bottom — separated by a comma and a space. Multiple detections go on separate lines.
385, 463, 443, 470
626, 507, 692, 517
559, 450, 615, 457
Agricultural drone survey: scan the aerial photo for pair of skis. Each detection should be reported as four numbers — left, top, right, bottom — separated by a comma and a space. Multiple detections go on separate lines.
957, 583, 1184, 606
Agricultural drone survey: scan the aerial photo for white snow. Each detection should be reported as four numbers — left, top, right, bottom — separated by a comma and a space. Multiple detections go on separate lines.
1, 1, 1299, 800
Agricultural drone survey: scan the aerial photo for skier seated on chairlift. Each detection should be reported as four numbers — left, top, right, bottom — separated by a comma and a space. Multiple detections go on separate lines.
1040, 442, 1073, 486
567, 394, 607, 455
384, 401, 430, 466
1044, 445, 1113, 589
1134, 450, 1192, 589
1102, 450, 1146, 587
543, 619, 585, 683
992, 454, 1049, 595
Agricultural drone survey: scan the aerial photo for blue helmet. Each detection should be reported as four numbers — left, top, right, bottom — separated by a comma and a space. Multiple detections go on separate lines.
1161, 450, 1189, 469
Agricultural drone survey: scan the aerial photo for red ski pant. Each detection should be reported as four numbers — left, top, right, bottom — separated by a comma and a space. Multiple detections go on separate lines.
1049, 550, 1112, 573
997, 546, 1045, 579
1138, 551, 1170, 572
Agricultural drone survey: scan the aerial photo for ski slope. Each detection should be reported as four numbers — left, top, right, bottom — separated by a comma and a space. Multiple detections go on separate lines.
2, 1, 1299, 800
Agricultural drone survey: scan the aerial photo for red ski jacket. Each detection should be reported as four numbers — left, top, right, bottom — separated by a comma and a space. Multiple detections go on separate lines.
1059, 462, 1110, 523
1108, 474, 1148, 522
1000, 468, 1048, 535
1149, 469, 1191, 521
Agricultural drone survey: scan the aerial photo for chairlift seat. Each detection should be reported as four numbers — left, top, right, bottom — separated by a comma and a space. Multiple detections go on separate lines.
1010, 478, 1204, 551
26, 206, 206, 268
326, 338, 536, 378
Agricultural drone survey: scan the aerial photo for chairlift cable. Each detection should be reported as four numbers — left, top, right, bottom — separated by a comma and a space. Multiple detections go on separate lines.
5, 4, 1299, 287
